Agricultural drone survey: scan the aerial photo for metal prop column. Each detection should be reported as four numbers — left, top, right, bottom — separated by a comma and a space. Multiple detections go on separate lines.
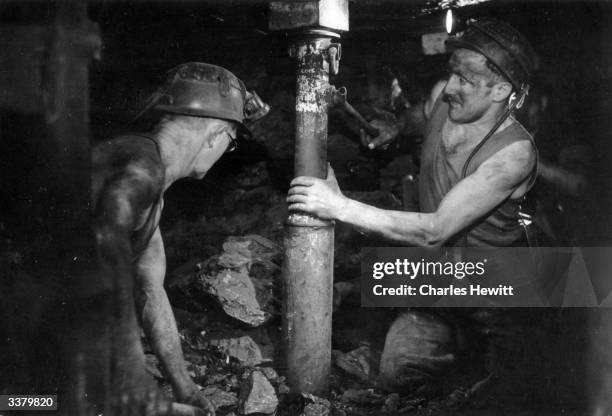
284, 35, 337, 395
269, 0, 348, 396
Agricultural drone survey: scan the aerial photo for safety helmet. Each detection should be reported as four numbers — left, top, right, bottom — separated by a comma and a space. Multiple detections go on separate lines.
154, 62, 248, 126
134, 62, 269, 130
446, 19, 537, 91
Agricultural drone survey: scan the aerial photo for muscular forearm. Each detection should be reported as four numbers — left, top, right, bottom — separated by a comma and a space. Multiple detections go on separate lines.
336, 197, 441, 247
290, 139, 534, 250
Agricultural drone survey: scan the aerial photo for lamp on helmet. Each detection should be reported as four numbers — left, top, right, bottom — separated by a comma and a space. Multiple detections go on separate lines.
134, 62, 269, 130
445, 18, 538, 92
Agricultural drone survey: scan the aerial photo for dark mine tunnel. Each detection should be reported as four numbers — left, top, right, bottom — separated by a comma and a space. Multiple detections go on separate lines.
2, 0, 612, 415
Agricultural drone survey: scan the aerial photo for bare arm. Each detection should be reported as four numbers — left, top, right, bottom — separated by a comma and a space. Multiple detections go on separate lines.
134, 229, 190, 396
288, 140, 535, 247
133, 226, 216, 414
92, 161, 164, 347
92, 172, 159, 392
134, 226, 166, 286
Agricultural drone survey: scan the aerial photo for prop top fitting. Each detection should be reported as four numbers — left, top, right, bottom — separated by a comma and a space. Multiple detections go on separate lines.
268, 0, 349, 33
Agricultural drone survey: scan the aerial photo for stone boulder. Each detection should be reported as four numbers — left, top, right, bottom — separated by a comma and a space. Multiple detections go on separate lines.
239, 370, 278, 415
170, 235, 281, 327
201, 386, 239, 411
208, 336, 265, 367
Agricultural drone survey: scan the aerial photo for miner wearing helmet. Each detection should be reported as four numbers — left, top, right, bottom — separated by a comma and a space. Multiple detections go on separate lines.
288, 18, 538, 248
288, 18, 540, 393
92, 62, 267, 415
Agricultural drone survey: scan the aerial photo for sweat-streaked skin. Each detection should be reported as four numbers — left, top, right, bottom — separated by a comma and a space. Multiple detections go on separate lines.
287, 48, 535, 248
92, 116, 236, 416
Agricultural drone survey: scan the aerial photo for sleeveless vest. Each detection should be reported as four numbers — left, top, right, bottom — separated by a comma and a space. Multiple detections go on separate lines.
418, 97, 537, 247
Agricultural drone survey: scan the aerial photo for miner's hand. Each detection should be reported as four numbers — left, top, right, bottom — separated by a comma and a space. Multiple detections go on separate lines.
287, 164, 347, 221
360, 118, 400, 150
185, 391, 216, 416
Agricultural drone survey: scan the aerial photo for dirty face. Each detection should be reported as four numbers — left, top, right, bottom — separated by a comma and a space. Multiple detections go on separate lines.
443, 49, 499, 124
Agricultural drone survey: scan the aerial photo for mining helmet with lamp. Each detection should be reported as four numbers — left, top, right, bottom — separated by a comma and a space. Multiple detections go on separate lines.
446, 19, 539, 180
134, 62, 269, 129
445, 18, 537, 95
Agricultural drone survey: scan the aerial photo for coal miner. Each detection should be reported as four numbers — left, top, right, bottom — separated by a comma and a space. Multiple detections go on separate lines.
92, 63, 266, 415
288, 19, 538, 248
288, 19, 541, 390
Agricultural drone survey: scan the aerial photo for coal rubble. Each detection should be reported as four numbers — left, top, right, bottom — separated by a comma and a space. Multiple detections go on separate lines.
156, 77, 583, 412
157, 151, 503, 415
181, 172, 475, 416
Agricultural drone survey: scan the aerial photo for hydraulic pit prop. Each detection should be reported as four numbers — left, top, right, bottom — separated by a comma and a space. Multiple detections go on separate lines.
269, 0, 349, 396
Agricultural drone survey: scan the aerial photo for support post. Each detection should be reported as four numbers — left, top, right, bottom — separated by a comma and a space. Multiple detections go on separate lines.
283, 36, 337, 395
269, 0, 348, 396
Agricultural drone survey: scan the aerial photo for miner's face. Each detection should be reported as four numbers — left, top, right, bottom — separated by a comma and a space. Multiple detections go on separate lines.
192, 119, 238, 179
443, 49, 498, 124
210, 119, 238, 153
220, 123, 238, 154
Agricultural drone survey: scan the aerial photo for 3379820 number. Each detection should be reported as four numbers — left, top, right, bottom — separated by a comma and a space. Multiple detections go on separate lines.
1, 395, 57, 410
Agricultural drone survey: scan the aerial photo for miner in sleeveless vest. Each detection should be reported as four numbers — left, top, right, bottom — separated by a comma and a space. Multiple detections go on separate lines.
288, 18, 538, 249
